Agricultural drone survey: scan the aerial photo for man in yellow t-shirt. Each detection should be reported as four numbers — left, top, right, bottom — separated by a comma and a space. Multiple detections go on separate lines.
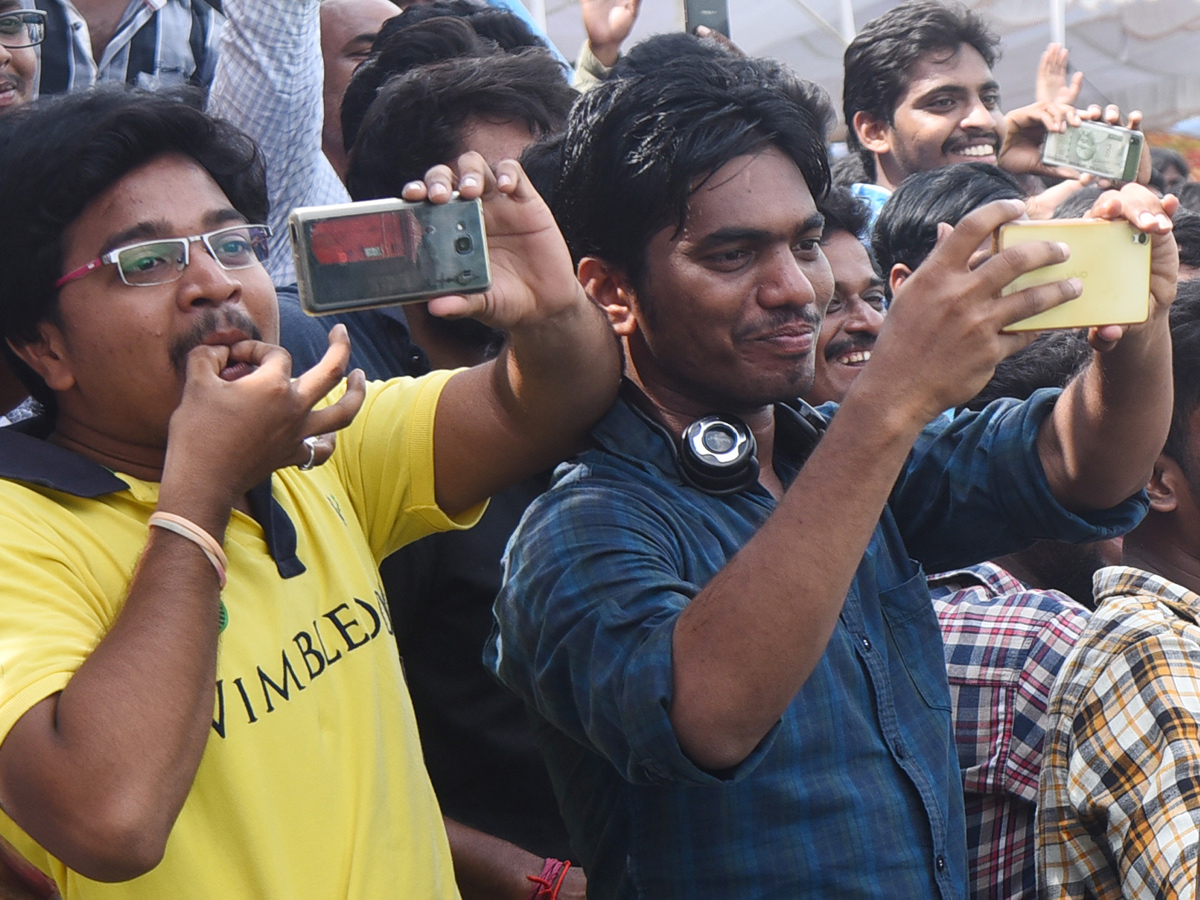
0, 87, 620, 899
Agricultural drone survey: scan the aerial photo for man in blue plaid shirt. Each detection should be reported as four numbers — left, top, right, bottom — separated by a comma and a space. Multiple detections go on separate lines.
486, 38, 1180, 900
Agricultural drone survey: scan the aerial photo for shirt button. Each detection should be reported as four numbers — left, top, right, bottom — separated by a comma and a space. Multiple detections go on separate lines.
894, 740, 906, 759
936, 855, 946, 872
860, 636, 871, 651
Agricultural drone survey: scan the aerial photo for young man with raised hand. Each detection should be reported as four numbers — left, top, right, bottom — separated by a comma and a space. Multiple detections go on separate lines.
486, 38, 1178, 899
0, 86, 619, 899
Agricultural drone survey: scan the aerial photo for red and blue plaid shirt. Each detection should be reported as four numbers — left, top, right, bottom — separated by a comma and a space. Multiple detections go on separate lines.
930, 563, 1089, 900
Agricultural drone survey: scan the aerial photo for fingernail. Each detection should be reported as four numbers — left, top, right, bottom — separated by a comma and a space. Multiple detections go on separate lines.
1138, 211, 1156, 227
402, 181, 421, 194
1068, 277, 1083, 295
497, 172, 514, 188
430, 183, 449, 199
1057, 241, 1071, 256
1158, 214, 1173, 230
460, 174, 479, 190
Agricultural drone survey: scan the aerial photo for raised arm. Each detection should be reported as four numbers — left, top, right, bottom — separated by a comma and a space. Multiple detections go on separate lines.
0, 333, 364, 881
399, 154, 622, 517
669, 200, 1083, 770
1038, 185, 1179, 511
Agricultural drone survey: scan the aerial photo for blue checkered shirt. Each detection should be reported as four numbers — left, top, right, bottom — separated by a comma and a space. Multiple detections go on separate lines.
487, 390, 1145, 900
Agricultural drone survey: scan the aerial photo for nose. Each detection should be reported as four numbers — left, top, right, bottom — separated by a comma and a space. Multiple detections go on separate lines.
960, 95, 995, 131
843, 297, 885, 336
176, 240, 241, 311
758, 244, 819, 310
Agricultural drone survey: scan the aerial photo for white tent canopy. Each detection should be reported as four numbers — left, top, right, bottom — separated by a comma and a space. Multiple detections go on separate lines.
535, 0, 1200, 131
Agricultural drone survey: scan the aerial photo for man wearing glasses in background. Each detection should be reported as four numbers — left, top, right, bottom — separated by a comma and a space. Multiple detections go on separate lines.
0, 1, 39, 111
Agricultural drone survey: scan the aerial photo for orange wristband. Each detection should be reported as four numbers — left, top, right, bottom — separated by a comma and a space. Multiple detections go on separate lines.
148, 512, 228, 588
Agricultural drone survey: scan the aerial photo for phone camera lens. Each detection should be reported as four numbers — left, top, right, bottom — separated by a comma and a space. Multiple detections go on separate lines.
454, 235, 473, 254
1135, 232, 1149, 245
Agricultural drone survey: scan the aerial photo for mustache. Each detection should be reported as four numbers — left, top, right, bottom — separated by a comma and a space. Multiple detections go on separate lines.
824, 333, 876, 361
168, 308, 263, 374
0, 74, 26, 95
942, 129, 1000, 154
732, 308, 822, 342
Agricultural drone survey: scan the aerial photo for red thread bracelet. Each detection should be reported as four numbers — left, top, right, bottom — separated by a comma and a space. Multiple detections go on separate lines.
526, 857, 571, 900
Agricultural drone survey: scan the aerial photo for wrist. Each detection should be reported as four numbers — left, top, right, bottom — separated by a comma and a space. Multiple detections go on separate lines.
156, 478, 234, 543
527, 858, 572, 900
586, 40, 620, 68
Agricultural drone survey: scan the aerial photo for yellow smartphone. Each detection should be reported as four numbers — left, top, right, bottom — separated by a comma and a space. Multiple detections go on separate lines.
997, 218, 1151, 332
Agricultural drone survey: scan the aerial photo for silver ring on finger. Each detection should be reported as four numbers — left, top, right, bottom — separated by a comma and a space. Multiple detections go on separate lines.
300, 436, 318, 471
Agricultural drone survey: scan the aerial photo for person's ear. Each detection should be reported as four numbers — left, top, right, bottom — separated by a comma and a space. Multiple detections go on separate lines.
578, 257, 639, 337
853, 110, 893, 156
888, 263, 912, 298
6, 326, 74, 393
1148, 453, 1182, 514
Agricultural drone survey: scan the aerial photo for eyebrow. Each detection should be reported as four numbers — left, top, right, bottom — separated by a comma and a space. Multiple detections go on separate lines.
913, 79, 1000, 103
99, 208, 249, 255
694, 213, 826, 251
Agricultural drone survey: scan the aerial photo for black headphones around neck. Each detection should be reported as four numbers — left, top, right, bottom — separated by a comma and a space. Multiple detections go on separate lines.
622, 382, 827, 496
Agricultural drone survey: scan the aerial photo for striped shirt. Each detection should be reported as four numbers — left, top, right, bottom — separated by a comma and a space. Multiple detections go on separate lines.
930, 563, 1089, 900
34, 0, 222, 96
1037, 566, 1200, 900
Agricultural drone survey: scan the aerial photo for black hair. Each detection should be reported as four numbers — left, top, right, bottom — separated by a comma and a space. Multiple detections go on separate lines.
872, 162, 1022, 278
519, 131, 565, 209
1050, 185, 1105, 220
818, 186, 870, 240
965, 330, 1091, 411
1172, 181, 1200, 215
1174, 206, 1200, 274
378, 0, 548, 54
830, 151, 869, 188
553, 36, 831, 291
341, 16, 493, 153
1165, 278, 1200, 469
345, 49, 576, 201
1152, 147, 1190, 181
0, 86, 266, 411
843, 0, 999, 178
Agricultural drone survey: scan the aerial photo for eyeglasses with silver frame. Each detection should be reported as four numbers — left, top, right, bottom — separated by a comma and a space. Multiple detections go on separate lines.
55, 224, 273, 289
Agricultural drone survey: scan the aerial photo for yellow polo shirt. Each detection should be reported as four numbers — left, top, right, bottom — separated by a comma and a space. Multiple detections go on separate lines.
0, 372, 479, 899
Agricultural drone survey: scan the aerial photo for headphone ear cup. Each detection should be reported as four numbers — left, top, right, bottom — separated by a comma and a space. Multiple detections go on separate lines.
677, 415, 759, 495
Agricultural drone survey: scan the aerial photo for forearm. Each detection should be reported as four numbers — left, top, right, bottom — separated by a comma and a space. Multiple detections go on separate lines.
1040, 316, 1173, 511
445, 819, 548, 900
669, 388, 927, 770
434, 297, 620, 514
0, 480, 232, 881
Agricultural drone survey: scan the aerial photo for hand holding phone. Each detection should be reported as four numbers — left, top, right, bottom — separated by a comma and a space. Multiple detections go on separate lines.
1041, 119, 1144, 183
290, 197, 491, 316
997, 218, 1151, 332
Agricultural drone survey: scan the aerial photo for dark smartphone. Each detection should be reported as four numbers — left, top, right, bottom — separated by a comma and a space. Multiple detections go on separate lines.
685, 0, 729, 37
289, 197, 492, 316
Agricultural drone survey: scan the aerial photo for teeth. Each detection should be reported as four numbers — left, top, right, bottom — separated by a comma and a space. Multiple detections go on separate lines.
958, 145, 995, 157
837, 351, 871, 365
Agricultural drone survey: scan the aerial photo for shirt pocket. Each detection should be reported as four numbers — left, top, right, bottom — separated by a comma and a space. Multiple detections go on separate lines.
880, 569, 952, 712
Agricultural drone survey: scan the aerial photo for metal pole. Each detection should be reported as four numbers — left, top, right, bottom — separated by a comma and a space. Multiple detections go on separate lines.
1049, 0, 1066, 46
528, 0, 548, 32
838, 0, 855, 43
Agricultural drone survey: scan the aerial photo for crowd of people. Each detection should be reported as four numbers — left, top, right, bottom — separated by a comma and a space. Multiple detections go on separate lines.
0, 0, 1197, 898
